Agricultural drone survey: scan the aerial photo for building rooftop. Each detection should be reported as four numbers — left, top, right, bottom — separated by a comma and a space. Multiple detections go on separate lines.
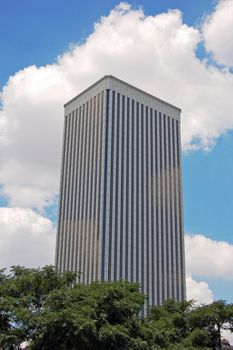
64, 75, 181, 113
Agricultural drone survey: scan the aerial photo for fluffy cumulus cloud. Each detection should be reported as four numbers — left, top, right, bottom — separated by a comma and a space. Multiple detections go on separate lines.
0, 65, 72, 208
185, 233, 233, 305
185, 234, 233, 280
203, 0, 233, 67
0, 207, 55, 269
186, 275, 214, 304
0, 3, 233, 208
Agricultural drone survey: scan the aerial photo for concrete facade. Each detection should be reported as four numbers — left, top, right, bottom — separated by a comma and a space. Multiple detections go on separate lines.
55, 75, 186, 305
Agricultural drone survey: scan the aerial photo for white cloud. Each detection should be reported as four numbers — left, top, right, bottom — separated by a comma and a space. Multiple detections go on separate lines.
1, 3, 233, 208
203, 0, 233, 67
0, 207, 55, 269
185, 234, 233, 280
186, 275, 214, 304
222, 329, 233, 346
185, 233, 233, 304
0, 65, 73, 208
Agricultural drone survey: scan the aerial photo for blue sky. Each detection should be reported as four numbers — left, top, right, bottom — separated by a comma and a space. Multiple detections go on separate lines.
184, 131, 233, 244
0, 0, 214, 87
0, 0, 233, 305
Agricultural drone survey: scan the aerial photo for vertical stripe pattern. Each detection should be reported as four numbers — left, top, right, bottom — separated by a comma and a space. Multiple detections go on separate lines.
56, 78, 186, 305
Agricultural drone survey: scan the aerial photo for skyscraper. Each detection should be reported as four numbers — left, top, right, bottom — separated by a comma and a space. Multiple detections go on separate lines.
55, 75, 186, 305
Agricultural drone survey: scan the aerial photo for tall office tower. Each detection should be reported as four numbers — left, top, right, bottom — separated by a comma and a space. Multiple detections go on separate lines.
55, 75, 186, 305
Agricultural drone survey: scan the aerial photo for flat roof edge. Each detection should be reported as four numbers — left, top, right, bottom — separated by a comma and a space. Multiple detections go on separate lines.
64, 75, 109, 108
64, 75, 181, 112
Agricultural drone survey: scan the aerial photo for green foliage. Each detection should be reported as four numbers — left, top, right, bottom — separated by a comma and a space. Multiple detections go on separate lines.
0, 265, 77, 349
188, 300, 233, 350
31, 280, 144, 350
188, 328, 210, 348
0, 265, 233, 349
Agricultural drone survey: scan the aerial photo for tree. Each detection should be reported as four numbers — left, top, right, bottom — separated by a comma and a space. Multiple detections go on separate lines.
0, 266, 145, 349
0, 265, 77, 349
0, 265, 233, 350
143, 299, 194, 345
32, 280, 145, 350
189, 300, 233, 350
